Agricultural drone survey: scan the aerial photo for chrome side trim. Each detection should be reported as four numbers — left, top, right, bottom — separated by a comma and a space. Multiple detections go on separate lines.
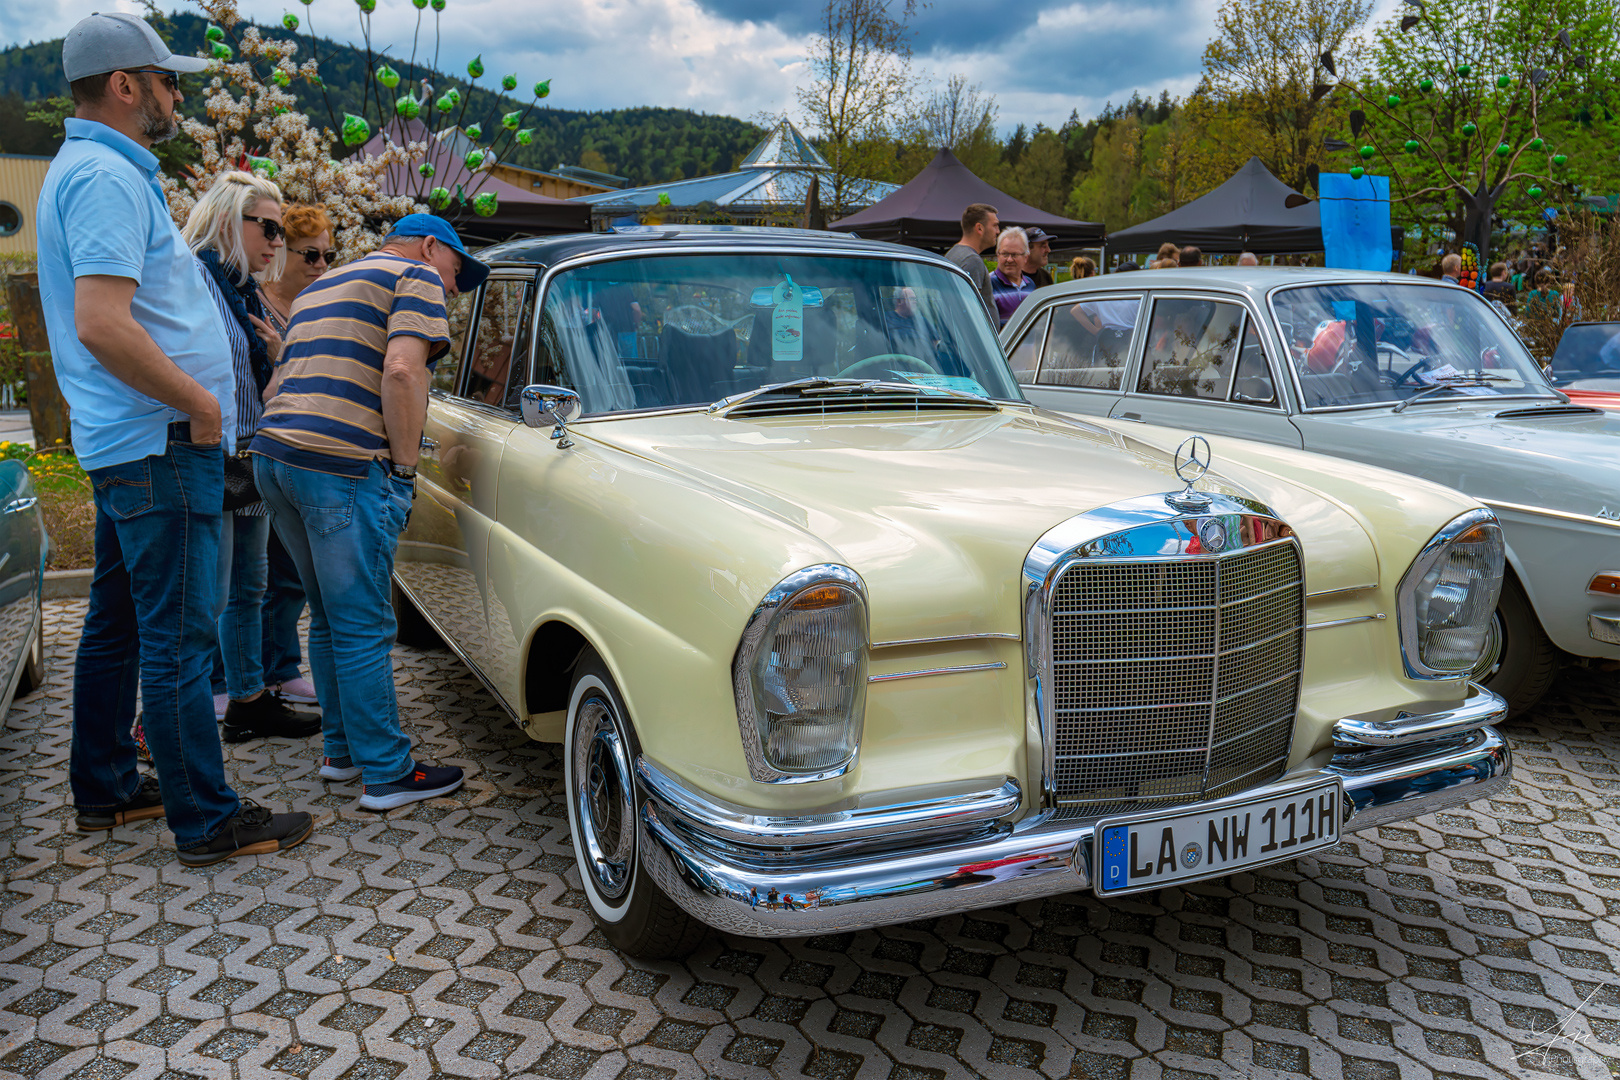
1307, 613, 1386, 631
1482, 499, 1620, 533
1590, 613, 1620, 645
1305, 584, 1379, 600
637, 723, 1511, 937
871, 632, 1020, 649
869, 662, 1006, 683
731, 564, 868, 784
1332, 682, 1505, 748
1394, 508, 1505, 680
638, 759, 1019, 849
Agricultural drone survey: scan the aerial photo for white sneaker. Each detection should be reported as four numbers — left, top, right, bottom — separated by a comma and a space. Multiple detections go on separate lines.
320, 756, 362, 782
274, 677, 319, 705
213, 693, 229, 722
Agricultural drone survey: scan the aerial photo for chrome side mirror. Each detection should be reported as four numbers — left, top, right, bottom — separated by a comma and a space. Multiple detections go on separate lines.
520, 385, 582, 449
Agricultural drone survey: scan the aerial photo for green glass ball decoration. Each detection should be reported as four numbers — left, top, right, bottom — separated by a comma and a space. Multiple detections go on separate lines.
501, 74, 517, 92
464, 149, 485, 171
657, 192, 672, 207
435, 95, 453, 112
377, 64, 400, 90
1553, 153, 1568, 166
413, 0, 428, 7
1350, 166, 1365, 180
357, 0, 376, 11
211, 42, 232, 60
341, 113, 370, 147
1461, 122, 1477, 137
1387, 94, 1401, 107
534, 79, 551, 99
1405, 139, 1420, 152
1419, 77, 1434, 91
1457, 62, 1471, 76
282, 13, 299, 31
467, 54, 484, 79
1529, 185, 1543, 198
431, 0, 446, 10
248, 156, 278, 178
464, 122, 482, 141
473, 191, 498, 217
1496, 74, 1511, 88
206, 24, 224, 42
419, 162, 435, 178
273, 104, 288, 115
308, 74, 322, 87
1358, 145, 1376, 160
502, 111, 520, 130
395, 95, 420, 120
1528, 137, 1543, 150
428, 187, 451, 209
273, 69, 290, 87
1495, 142, 1510, 156
516, 128, 533, 146
446, 88, 461, 106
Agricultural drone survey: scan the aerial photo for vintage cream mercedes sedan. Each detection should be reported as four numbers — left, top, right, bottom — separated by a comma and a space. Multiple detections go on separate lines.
392, 228, 1512, 959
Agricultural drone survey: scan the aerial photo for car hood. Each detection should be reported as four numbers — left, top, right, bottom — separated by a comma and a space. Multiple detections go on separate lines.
1300, 400, 1620, 520
586, 406, 1383, 641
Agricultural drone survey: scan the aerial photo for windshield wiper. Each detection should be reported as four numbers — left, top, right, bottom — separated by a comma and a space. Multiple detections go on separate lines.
708, 377, 994, 416
1391, 375, 1510, 413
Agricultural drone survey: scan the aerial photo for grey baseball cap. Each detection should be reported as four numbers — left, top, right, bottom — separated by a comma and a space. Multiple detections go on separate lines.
62, 12, 212, 82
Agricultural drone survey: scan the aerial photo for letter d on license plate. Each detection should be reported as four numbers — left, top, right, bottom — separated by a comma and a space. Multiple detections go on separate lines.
1091, 780, 1344, 896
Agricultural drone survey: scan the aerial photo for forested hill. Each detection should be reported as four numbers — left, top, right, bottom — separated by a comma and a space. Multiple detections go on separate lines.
0, 11, 763, 185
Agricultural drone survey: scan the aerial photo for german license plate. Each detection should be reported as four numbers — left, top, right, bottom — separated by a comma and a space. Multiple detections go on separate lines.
1091, 780, 1344, 896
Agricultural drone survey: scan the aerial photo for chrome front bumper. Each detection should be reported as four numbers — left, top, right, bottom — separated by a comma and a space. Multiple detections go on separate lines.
638, 689, 1511, 938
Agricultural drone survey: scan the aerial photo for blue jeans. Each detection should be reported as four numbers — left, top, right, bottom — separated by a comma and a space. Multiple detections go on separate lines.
216, 511, 271, 700
71, 438, 241, 847
254, 455, 414, 784
262, 528, 306, 685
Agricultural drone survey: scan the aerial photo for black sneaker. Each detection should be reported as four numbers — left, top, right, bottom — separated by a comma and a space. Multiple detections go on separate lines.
358, 762, 464, 811
221, 693, 321, 743
76, 775, 165, 831
177, 801, 314, 867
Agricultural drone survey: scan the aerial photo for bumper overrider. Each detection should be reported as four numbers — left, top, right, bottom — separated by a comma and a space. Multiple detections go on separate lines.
638, 684, 1510, 938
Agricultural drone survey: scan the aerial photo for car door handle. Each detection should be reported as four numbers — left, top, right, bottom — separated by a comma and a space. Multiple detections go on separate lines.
1113, 411, 1145, 423
4, 497, 37, 513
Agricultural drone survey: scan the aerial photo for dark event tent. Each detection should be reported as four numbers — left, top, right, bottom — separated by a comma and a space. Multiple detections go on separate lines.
1104, 156, 1321, 255
360, 120, 590, 245
829, 147, 1104, 250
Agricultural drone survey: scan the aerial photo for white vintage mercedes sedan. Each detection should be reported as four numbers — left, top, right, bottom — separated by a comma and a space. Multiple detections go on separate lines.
392, 228, 1511, 959
1004, 268, 1620, 716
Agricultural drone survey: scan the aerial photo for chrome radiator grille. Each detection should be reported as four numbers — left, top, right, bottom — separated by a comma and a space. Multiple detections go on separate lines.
1048, 540, 1303, 816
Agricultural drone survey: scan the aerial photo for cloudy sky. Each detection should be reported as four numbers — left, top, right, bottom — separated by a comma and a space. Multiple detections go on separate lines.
1, 0, 1234, 130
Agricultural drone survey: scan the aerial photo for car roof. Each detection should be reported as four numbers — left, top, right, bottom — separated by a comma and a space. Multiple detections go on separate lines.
473, 225, 931, 269
1039, 266, 1462, 301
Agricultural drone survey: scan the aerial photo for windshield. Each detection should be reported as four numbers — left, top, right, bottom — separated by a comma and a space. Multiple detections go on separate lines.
1548, 323, 1620, 387
1271, 283, 1558, 409
534, 253, 1021, 414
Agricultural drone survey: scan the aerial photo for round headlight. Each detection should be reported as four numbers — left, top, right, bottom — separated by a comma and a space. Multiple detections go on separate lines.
1397, 510, 1505, 678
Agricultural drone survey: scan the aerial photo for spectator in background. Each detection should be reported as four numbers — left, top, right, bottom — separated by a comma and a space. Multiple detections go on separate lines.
254, 203, 332, 713
1237, 252, 1259, 266
1156, 242, 1179, 264
181, 172, 321, 745
1481, 262, 1516, 309
947, 203, 999, 322
1523, 269, 1561, 319
1149, 258, 1176, 270
1178, 246, 1203, 267
1024, 228, 1054, 289
990, 227, 1034, 327
1070, 255, 1096, 279
1440, 253, 1462, 285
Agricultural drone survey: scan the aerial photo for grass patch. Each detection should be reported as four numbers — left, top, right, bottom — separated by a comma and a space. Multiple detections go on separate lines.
0, 441, 95, 571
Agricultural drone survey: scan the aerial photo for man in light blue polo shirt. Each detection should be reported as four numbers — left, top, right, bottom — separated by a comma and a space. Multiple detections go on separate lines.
36, 12, 312, 864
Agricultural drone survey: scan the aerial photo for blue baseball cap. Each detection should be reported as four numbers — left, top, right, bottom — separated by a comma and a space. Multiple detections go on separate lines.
386, 214, 490, 293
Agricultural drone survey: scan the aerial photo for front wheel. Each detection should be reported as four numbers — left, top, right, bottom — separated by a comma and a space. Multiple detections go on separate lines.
1478, 575, 1559, 718
564, 652, 706, 959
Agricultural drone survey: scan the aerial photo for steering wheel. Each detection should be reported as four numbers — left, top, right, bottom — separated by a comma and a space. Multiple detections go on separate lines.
1392, 357, 1434, 387
834, 353, 933, 380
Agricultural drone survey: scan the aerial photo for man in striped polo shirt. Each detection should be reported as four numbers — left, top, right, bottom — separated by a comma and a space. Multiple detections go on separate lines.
251, 215, 488, 811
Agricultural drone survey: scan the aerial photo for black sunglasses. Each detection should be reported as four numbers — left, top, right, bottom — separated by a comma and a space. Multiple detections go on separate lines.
292, 247, 333, 267
244, 215, 285, 242
125, 68, 179, 92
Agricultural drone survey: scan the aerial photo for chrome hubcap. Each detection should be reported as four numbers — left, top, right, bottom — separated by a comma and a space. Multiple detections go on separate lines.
572, 698, 634, 900
1470, 610, 1505, 681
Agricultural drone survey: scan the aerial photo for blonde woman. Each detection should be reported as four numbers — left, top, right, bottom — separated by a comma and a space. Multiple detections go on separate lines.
182, 172, 320, 745
1070, 255, 1096, 280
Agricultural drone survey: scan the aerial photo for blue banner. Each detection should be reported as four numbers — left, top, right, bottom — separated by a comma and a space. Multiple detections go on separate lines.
1319, 172, 1392, 271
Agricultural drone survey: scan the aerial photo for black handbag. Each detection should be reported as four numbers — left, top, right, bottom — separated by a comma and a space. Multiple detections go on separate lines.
222, 449, 262, 512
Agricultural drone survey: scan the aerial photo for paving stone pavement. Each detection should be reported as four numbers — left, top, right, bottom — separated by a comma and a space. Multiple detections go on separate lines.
0, 600, 1616, 1080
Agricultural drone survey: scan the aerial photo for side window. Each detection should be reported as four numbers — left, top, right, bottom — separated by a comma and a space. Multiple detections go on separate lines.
1230, 322, 1277, 405
1137, 298, 1245, 401
464, 279, 536, 409
1038, 296, 1142, 390
431, 291, 477, 394
1005, 308, 1050, 382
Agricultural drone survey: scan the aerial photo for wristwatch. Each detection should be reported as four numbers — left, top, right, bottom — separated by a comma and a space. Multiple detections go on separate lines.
389, 462, 417, 481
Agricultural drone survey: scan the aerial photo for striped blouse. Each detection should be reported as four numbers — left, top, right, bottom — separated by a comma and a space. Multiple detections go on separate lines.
198, 260, 267, 517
